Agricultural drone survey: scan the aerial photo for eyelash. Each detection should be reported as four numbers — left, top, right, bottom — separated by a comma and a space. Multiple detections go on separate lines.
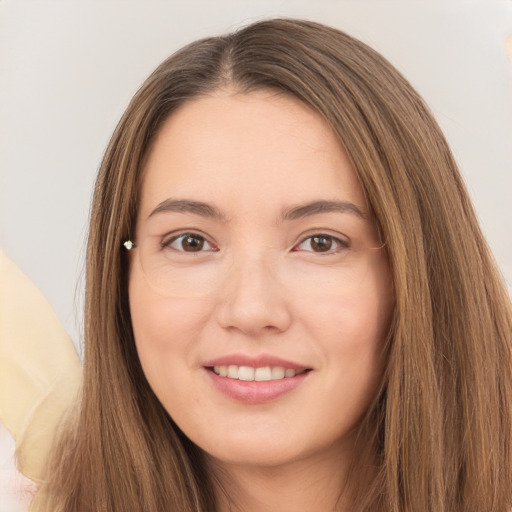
162, 233, 217, 253
162, 232, 349, 255
293, 233, 349, 254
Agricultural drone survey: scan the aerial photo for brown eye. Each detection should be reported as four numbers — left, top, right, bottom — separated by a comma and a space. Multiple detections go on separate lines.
295, 234, 348, 254
310, 236, 332, 252
164, 233, 214, 252
182, 235, 204, 251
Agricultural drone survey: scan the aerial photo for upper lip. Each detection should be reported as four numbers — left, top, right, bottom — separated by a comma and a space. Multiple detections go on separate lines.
203, 353, 311, 371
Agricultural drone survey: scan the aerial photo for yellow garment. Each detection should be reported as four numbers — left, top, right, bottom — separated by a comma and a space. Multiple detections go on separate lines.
0, 251, 81, 484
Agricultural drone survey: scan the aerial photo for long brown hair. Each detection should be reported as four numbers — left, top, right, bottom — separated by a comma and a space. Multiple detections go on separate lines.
34, 18, 512, 512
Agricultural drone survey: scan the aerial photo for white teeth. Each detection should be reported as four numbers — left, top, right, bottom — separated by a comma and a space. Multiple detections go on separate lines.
271, 367, 285, 379
254, 366, 272, 381
213, 365, 228, 377
212, 365, 305, 381
238, 366, 254, 381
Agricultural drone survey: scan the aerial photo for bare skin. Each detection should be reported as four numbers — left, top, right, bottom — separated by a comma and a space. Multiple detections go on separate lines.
129, 89, 393, 511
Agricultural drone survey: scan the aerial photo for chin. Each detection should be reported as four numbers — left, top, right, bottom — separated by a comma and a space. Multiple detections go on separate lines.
195, 425, 346, 472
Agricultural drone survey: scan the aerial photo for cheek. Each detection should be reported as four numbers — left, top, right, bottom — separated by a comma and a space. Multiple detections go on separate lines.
298, 266, 393, 395
131, 296, 204, 349
299, 280, 392, 352
290, 248, 393, 343
128, 269, 212, 397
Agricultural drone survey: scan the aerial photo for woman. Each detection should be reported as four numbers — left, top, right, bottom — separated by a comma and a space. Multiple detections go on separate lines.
32, 18, 512, 511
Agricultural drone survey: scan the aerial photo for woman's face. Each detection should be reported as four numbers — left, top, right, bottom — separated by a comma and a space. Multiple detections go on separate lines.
129, 89, 393, 470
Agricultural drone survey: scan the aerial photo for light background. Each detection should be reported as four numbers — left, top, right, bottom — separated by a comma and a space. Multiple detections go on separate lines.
1, 0, 511, 350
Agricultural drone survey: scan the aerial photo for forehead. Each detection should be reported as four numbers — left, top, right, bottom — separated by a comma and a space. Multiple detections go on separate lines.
138, 89, 367, 218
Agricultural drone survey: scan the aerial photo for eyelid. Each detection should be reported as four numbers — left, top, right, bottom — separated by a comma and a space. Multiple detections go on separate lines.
159, 229, 350, 254
162, 231, 218, 252
292, 232, 350, 254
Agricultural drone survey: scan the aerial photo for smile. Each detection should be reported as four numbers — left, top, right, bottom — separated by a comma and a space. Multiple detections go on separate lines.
203, 356, 312, 404
212, 365, 307, 381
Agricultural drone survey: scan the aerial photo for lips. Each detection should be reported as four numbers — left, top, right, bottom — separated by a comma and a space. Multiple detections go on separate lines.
203, 354, 311, 404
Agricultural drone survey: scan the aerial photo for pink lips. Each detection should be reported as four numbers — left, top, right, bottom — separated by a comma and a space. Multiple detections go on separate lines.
203, 354, 311, 404
203, 354, 308, 370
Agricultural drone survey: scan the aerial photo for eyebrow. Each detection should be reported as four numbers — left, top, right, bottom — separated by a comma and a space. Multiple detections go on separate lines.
147, 199, 228, 221
281, 200, 366, 221
147, 198, 365, 223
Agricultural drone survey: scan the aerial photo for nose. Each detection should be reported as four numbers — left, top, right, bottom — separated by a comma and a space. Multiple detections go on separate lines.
215, 255, 292, 336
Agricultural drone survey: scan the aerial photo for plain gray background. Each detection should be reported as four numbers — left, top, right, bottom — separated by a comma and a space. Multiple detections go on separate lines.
1, 0, 511, 349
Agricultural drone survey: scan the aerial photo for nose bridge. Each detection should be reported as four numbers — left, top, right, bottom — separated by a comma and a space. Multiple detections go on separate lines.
216, 249, 291, 335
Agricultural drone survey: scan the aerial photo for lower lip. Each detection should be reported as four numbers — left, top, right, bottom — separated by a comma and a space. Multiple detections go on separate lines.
205, 369, 310, 404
